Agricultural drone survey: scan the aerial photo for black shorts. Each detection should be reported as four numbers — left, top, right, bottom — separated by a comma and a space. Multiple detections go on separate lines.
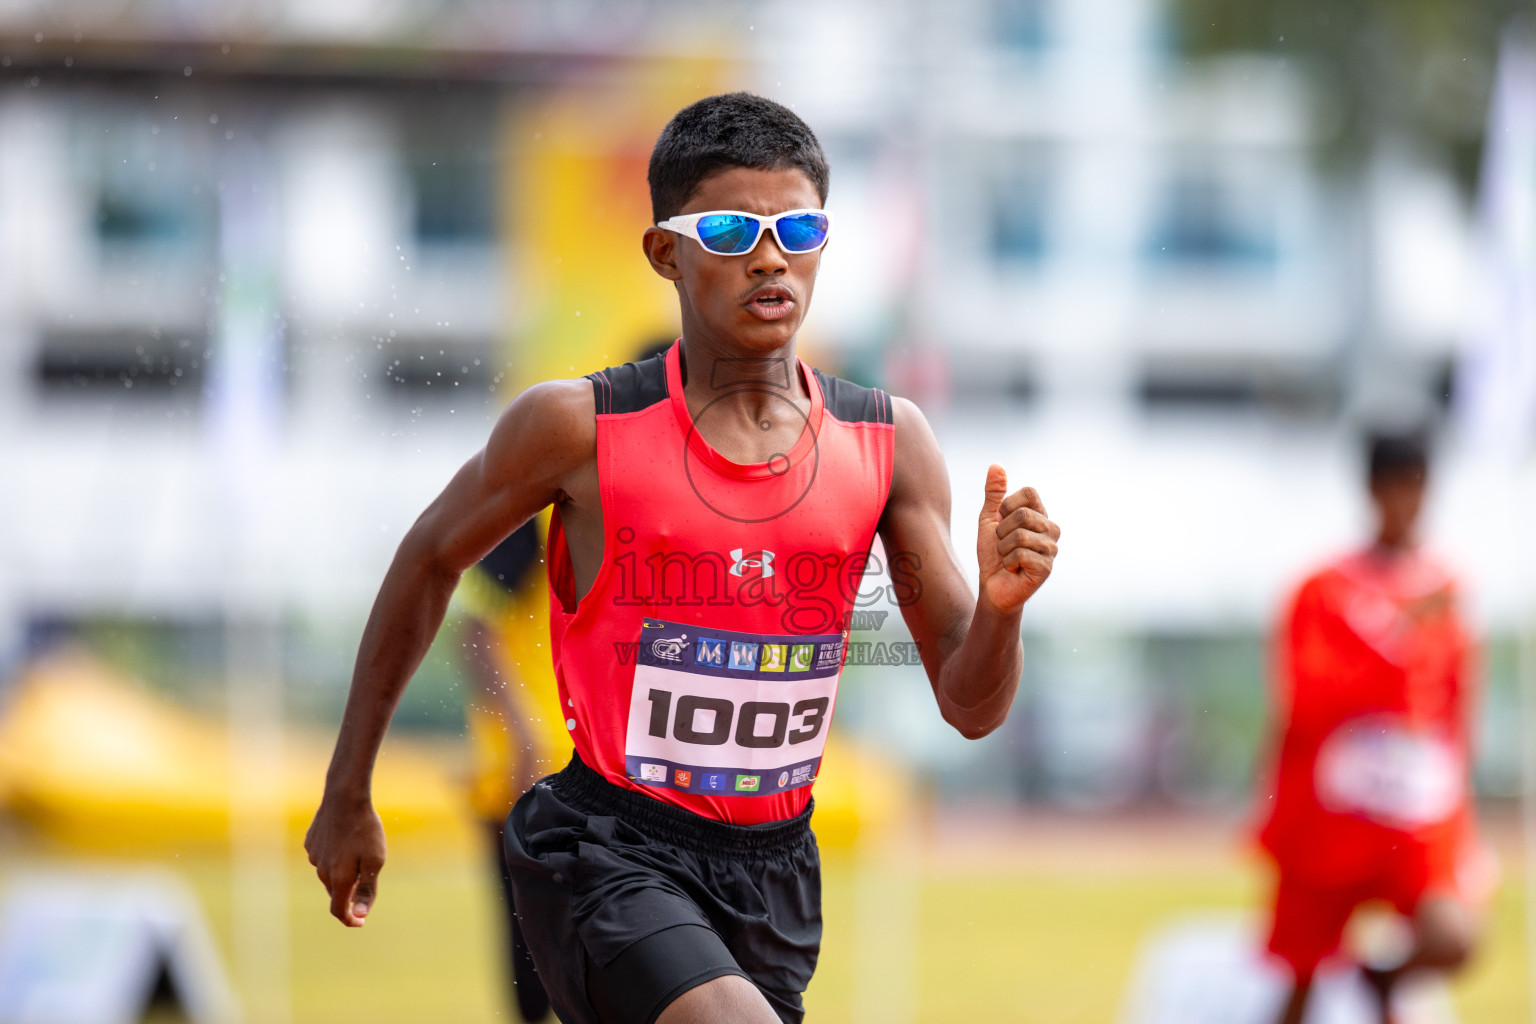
502, 752, 821, 1024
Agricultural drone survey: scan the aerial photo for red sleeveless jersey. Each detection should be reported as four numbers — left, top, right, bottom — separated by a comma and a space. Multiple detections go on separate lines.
545, 342, 896, 825
1256, 547, 1476, 887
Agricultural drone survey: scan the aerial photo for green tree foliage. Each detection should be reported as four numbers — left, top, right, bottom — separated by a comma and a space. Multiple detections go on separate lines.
1169, 0, 1531, 188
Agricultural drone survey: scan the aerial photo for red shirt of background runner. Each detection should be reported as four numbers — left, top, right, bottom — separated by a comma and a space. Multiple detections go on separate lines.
1257, 547, 1476, 891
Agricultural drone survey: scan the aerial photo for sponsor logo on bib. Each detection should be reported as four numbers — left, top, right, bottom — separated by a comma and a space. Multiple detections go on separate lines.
695, 637, 726, 667
650, 633, 688, 662
729, 641, 760, 671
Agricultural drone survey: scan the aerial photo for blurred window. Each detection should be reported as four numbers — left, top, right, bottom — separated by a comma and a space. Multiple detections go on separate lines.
1136, 360, 1340, 418
96, 189, 187, 244
1145, 167, 1277, 267
79, 116, 214, 256
988, 145, 1051, 265
1138, 375, 1257, 411
1431, 357, 1456, 411
35, 330, 207, 404
1144, 2, 1185, 67
375, 339, 495, 402
944, 352, 1037, 408
409, 156, 496, 245
990, 0, 1050, 56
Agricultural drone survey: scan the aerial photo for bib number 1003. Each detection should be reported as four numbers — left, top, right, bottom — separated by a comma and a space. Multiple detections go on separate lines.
646, 690, 829, 749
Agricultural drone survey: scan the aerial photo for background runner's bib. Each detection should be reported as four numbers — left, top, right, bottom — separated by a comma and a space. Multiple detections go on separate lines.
1314, 716, 1461, 828
545, 342, 895, 825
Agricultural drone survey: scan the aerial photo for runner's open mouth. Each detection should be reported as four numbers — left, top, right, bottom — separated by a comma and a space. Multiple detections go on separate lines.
747, 287, 795, 319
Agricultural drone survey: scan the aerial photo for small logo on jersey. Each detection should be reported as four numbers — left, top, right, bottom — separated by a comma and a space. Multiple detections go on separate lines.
729, 548, 775, 578
702, 773, 728, 791
789, 644, 814, 672
815, 640, 845, 670
650, 633, 687, 662
735, 774, 761, 792
674, 770, 692, 788
639, 763, 668, 783
695, 637, 726, 667
760, 644, 787, 672
729, 642, 760, 671
778, 771, 790, 787
791, 764, 816, 785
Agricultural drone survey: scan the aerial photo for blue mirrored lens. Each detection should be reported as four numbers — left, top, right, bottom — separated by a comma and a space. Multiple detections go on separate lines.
694, 214, 761, 254
775, 212, 829, 252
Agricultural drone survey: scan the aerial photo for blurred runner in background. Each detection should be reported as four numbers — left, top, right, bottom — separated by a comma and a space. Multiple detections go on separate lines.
458, 519, 569, 1022
1257, 431, 1496, 1024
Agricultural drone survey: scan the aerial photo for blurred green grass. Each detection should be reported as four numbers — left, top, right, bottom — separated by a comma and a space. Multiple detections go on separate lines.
3, 833, 1527, 1023
814, 854, 1528, 1023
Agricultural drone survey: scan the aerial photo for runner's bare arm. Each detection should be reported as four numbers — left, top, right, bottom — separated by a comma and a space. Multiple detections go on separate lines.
304, 378, 595, 927
876, 397, 1058, 739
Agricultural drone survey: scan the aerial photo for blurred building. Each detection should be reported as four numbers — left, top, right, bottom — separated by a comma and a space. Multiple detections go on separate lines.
0, 0, 1526, 807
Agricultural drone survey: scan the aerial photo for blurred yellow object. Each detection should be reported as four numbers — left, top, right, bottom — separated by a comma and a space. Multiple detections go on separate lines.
807, 738, 909, 850
502, 60, 731, 391
0, 650, 472, 853
0, 645, 908, 856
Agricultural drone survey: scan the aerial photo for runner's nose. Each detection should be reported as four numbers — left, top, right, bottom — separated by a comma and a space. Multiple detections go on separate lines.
746, 229, 790, 274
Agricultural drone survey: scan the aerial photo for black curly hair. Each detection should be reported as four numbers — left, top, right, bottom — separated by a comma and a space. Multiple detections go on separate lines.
648, 92, 830, 223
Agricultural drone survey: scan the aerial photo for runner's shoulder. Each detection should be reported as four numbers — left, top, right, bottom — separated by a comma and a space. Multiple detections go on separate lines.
1289, 564, 1338, 606
877, 392, 946, 509
882, 393, 936, 455
510, 377, 596, 429
487, 378, 596, 467
888, 394, 924, 431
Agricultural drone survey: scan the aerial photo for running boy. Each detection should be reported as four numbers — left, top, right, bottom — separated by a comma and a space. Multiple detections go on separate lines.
305, 92, 1060, 1024
1258, 432, 1489, 1024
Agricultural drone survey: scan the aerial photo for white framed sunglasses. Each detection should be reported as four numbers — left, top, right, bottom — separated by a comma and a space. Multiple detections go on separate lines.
656, 208, 832, 256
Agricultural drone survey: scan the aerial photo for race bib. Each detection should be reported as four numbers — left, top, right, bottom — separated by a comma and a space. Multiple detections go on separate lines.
624, 618, 844, 796
1314, 718, 1461, 828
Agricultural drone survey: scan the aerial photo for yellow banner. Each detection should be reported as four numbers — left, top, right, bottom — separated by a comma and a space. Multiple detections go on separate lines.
501, 58, 737, 391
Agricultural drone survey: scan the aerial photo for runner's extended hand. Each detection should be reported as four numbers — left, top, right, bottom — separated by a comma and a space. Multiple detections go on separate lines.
976, 464, 1059, 614
304, 793, 386, 927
